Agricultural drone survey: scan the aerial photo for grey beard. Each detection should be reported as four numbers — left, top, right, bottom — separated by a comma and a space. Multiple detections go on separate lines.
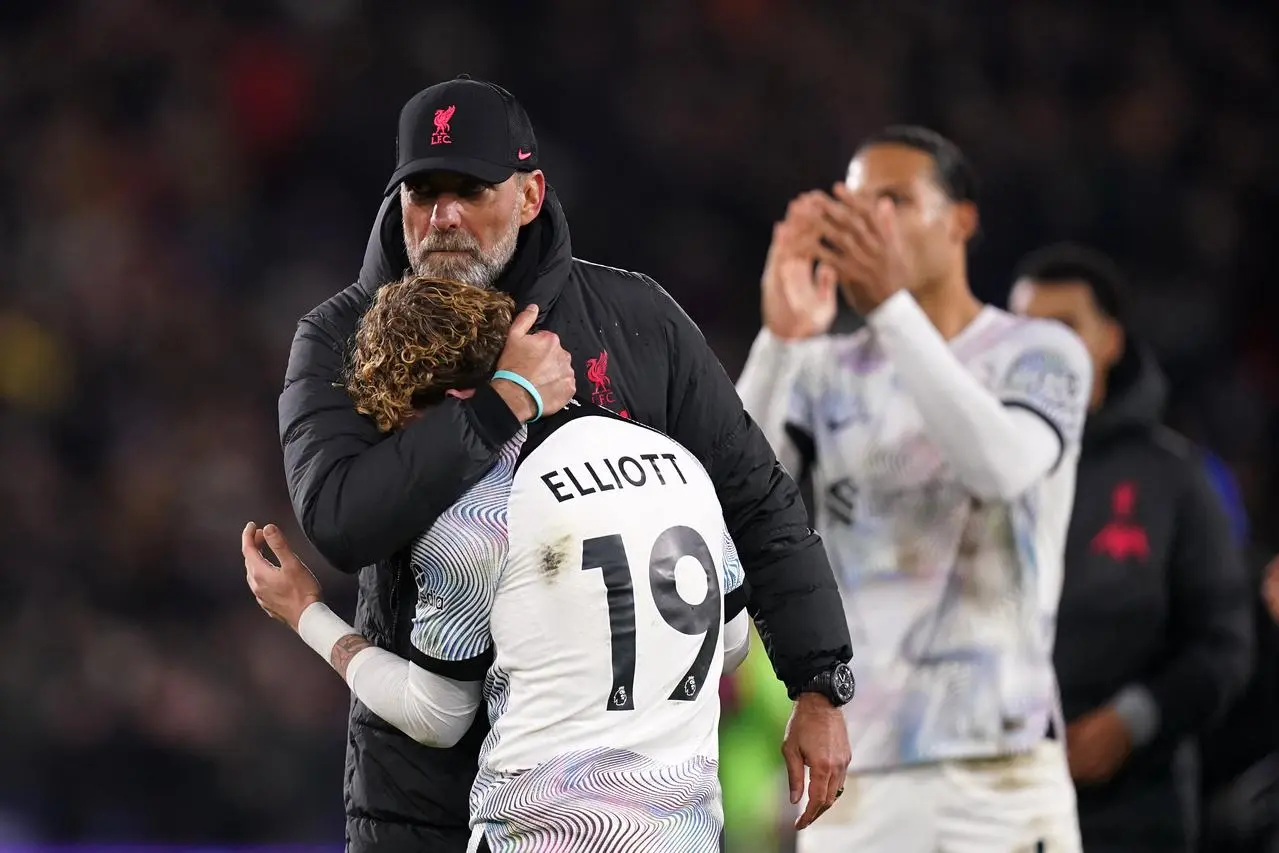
406, 211, 521, 290
410, 249, 501, 288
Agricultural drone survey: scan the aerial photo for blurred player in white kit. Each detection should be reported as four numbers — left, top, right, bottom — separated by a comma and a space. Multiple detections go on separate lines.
738, 126, 1089, 852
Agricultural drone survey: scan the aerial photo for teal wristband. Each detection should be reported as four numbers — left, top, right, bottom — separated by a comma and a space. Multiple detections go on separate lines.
492, 369, 544, 422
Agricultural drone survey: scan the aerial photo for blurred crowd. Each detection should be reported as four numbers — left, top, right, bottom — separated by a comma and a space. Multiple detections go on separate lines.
0, 0, 1275, 845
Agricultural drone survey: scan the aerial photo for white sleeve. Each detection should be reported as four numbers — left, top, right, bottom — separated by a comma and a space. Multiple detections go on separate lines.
723, 611, 751, 673
348, 649, 482, 748
735, 328, 817, 478
298, 603, 483, 748
721, 527, 745, 601
865, 292, 1092, 501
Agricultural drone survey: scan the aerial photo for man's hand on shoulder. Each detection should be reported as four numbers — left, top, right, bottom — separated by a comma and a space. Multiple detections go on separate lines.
492, 304, 575, 422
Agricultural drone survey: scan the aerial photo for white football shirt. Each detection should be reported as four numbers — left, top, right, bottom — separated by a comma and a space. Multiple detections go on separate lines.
408, 404, 746, 851
773, 306, 1090, 770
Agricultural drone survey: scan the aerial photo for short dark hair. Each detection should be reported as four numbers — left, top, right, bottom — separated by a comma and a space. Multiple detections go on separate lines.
858, 125, 979, 205
1013, 242, 1129, 324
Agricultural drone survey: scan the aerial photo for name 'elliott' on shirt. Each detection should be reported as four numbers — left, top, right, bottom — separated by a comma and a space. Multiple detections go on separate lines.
540, 453, 689, 502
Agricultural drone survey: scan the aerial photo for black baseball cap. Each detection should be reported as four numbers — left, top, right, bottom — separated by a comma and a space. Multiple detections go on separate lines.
384, 75, 539, 195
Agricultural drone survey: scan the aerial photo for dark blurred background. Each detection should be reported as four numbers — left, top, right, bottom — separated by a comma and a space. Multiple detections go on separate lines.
1, 0, 1275, 847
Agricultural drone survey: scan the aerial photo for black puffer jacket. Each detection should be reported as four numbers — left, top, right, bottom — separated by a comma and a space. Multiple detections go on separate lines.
279, 187, 852, 852
1054, 344, 1253, 845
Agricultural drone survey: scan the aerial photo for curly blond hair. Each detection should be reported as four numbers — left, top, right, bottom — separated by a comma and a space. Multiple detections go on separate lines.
346, 274, 515, 432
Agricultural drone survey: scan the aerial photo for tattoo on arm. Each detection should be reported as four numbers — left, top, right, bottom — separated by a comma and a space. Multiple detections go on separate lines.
330, 634, 373, 678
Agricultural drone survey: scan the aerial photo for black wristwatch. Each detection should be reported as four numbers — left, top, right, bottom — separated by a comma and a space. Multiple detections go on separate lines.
795, 662, 856, 707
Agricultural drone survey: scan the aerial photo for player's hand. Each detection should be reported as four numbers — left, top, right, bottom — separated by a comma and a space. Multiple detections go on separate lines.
805, 183, 914, 316
783, 692, 852, 830
762, 193, 839, 340
1262, 554, 1279, 626
493, 304, 575, 422
242, 522, 322, 631
1066, 705, 1133, 784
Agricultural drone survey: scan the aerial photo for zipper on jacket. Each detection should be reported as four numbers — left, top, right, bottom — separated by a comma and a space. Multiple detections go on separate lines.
387, 556, 401, 649
387, 549, 413, 652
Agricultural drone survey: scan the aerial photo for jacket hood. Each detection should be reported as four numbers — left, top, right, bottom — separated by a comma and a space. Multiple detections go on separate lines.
499, 183, 573, 317
1083, 340, 1167, 445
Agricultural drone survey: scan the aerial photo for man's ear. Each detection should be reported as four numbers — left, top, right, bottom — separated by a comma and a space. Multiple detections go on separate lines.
1100, 318, 1125, 368
446, 388, 478, 400
519, 171, 546, 226
953, 200, 979, 244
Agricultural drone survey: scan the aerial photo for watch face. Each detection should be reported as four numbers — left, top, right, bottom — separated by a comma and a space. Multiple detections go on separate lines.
832, 664, 855, 702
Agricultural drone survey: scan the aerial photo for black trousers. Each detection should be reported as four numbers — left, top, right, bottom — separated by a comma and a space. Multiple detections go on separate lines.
1077, 775, 1191, 853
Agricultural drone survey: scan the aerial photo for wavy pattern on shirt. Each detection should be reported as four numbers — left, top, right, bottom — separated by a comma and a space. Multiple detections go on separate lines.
478, 663, 513, 767
472, 747, 722, 852
410, 432, 524, 662
721, 527, 744, 594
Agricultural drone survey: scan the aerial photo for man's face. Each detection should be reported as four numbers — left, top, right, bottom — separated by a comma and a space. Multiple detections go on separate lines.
400, 170, 543, 289
844, 144, 974, 290
1010, 278, 1120, 410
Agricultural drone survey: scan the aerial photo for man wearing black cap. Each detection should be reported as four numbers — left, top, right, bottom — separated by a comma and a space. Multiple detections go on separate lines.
278, 76, 855, 852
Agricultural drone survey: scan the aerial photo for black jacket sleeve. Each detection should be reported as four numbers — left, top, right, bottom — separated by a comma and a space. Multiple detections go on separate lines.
647, 280, 853, 694
279, 195, 520, 572
1141, 458, 1254, 741
280, 311, 522, 572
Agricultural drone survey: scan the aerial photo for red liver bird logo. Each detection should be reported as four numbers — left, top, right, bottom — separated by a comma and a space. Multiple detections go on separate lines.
1091, 480, 1150, 562
431, 105, 456, 145
586, 350, 627, 417
586, 351, 610, 395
